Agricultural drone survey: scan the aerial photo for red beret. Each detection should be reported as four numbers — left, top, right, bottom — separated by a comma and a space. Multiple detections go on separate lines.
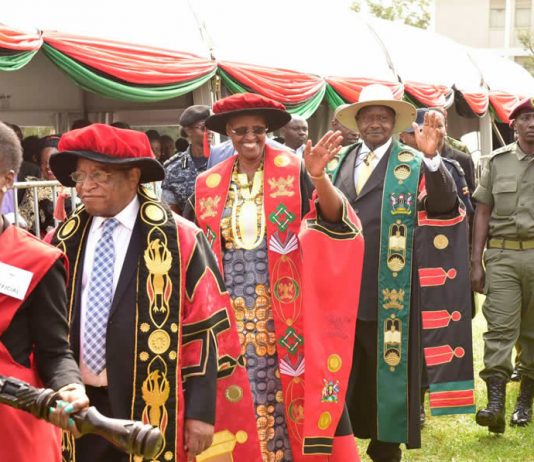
206, 93, 291, 135
509, 97, 534, 122
50, 123, 164, 187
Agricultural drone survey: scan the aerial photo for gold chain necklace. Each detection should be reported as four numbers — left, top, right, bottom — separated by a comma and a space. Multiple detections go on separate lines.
230, 164, 266, 250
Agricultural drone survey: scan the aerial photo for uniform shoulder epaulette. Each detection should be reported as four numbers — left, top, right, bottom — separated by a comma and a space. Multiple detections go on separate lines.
489, 143, 514, 159
442, 157, 465, 176
163, 151, 186, 167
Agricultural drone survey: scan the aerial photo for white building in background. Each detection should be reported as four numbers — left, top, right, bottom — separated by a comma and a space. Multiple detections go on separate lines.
434, 0, 533, 70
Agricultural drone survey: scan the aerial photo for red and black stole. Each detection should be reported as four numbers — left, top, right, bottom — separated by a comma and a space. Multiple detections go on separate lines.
195, 145, 364, 460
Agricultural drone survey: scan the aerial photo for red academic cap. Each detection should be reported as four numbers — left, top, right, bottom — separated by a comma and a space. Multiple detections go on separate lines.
50, 123, 164, 187
205, 93, 291, 135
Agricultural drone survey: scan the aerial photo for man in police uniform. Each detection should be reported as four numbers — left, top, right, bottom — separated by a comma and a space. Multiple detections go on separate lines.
472, 96, 534, 432
161, 105, 211, 214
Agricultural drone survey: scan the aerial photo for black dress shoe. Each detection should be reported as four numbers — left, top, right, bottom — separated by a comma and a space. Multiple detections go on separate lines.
476, 377, 506, 433
511, 376, 534, 426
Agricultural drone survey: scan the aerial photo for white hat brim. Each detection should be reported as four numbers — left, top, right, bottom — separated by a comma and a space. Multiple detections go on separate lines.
336, 99, 417, 134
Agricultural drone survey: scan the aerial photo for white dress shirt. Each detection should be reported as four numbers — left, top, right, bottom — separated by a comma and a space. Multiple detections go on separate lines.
79, 196, 140, 386
354, 138, 442, 191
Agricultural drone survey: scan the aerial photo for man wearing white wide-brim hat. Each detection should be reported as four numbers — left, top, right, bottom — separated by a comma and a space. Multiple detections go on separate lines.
328, 84, 466, 461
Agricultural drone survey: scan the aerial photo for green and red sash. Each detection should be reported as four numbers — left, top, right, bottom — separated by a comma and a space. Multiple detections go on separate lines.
329, 141, 475, 439
195, 146, 364, 460
376, 144, 422, 443
0, 226, 64, 462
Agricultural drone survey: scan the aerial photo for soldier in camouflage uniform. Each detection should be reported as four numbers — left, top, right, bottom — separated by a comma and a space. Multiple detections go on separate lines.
161, 105, 210, 214
472, 97, 534, 433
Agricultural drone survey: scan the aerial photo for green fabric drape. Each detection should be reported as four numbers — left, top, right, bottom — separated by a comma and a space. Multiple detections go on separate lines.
325, 84, 346, 110
0, 50, 38, 71
42, 44, 215, 102
402, 92, 423, 108
285, 85, 326, 119
218, 68, 325, 119
219, 67, 249, 94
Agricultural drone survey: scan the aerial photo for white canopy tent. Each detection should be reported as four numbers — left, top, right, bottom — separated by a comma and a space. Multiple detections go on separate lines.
2, 0, 533, 153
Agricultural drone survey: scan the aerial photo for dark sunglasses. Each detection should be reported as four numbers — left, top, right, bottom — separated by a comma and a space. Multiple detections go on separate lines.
229, 126, 269, 136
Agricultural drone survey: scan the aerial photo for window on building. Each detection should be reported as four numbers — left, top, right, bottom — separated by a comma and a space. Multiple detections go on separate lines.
490, 0, 506, 28
516, 7, 531, 28
490, 7, 506, 29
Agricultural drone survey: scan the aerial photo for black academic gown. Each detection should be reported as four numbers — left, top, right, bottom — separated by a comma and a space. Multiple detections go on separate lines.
334, 141, 457, 448
69, 217, 216, 462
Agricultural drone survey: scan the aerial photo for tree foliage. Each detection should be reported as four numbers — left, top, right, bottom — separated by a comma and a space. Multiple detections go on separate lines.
517, 30, 534, 75
351, 0, 431, 29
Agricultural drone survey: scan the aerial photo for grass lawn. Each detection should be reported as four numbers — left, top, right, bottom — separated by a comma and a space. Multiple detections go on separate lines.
356, 295, 534, 462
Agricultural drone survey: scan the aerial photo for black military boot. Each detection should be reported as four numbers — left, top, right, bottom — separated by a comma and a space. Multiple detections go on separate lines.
510, 376, 534, 426
476, 377, 506, 433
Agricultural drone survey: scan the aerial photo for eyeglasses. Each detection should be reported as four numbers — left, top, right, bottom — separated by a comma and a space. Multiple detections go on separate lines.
191, 124, 207, 131
229, 126, 269, 136
70, 169, 125, 184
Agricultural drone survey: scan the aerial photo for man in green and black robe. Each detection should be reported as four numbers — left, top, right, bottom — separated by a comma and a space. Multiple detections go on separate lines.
328, 85, 471, 462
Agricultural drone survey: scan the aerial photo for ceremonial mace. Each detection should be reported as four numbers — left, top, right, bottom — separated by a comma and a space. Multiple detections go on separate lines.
0, 375, 163, 459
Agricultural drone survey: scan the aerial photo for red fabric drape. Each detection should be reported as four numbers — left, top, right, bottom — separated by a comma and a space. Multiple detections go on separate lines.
326, 77, 404, 102
404, 81, 451, 107
218, 61, 324, 104
489, 91, 524, 123
42, 31, 216, 85
461, 91, 489, 116
0, 25, 42, 51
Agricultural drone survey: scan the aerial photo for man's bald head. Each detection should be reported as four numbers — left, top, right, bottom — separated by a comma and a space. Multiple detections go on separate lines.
280, 115, 308, 150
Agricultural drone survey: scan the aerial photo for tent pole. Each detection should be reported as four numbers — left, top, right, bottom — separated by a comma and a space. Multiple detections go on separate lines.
491, 120, 506, 148
192, 75, 220, 143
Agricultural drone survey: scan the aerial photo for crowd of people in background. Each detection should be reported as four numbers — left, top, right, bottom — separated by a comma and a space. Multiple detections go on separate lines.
0, 104, 363, 229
